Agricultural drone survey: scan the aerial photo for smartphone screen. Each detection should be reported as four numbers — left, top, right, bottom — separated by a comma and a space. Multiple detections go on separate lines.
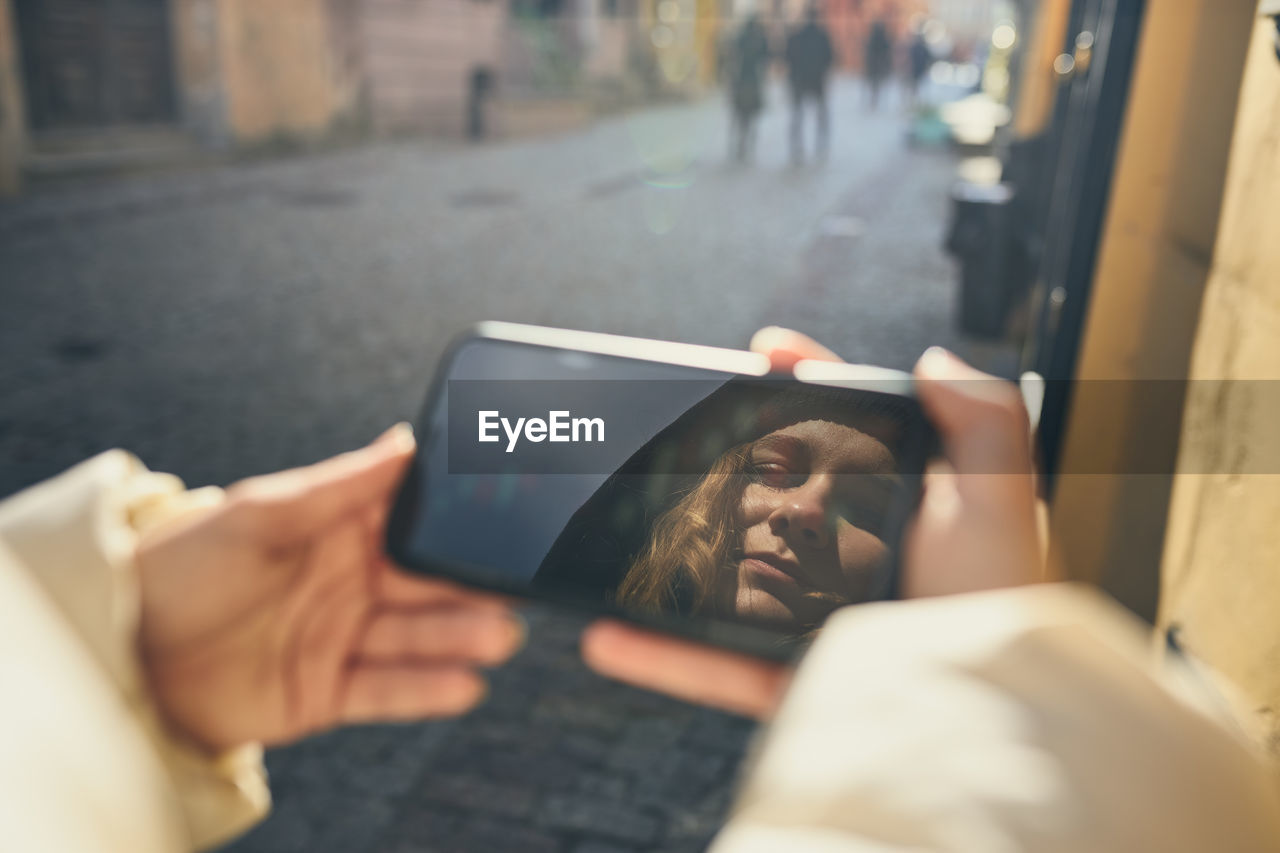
387, 329, 933, 658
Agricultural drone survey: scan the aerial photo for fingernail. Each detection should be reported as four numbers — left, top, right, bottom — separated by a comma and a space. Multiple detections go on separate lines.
379, 422, 415, 451
917, 346, 956, 378
748, 326, 786, 350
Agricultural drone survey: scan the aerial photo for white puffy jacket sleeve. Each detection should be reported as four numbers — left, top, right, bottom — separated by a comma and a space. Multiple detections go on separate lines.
0, 451, 269, 853
715, 585, 1280, 853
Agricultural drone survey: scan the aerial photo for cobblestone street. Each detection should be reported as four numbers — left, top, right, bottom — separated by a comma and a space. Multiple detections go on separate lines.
2, 77, 972, 852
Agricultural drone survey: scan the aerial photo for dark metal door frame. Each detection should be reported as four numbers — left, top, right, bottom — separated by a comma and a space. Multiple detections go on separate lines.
1021, 0, 1147, 492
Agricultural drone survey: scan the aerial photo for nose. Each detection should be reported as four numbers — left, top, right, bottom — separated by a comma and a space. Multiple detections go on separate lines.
768, 476, 832, 550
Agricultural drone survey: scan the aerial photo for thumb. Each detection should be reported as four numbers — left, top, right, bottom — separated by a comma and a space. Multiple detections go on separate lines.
913, 348, 1033, 482
229, 423, 416, 541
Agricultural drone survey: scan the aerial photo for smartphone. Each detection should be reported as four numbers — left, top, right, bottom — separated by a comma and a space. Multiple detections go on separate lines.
386, 322, 936, 661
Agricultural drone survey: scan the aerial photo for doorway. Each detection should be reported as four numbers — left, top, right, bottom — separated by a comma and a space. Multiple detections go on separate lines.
15, 0, 178, 132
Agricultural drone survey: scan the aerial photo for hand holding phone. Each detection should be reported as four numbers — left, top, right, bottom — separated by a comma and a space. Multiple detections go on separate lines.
582, 331, 1044, 718
135, 426, 523, 753
387, 323, 941, 661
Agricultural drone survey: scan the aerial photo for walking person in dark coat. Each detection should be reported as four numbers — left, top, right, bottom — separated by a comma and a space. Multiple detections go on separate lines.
725, 14, 771, 162
784, 3, 835, 165
864, 17, 894, 110
906, 26, 933, 108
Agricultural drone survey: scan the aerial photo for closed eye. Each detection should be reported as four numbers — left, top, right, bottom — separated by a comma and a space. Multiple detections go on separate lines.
750, 462, 808, 490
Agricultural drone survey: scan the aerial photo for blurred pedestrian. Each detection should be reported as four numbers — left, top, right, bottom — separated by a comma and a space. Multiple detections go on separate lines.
467, 66, 494, 141
906, 24, 934, 108
864, 17, 894, 110
784, 3, 835, 164
725, 14, 771, 163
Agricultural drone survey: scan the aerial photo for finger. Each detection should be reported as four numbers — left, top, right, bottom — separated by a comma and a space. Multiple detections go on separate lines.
230, 423, 416, 540
359, 605, 524, 666
917, 460, 962, 526
904, 467, 1043, 595
365, 494, 393, 550
339, 662, 486, 724
376, 565, 517, 609
913, 348, 1034, 483
581, 620, 789, 720
749, 326, 842, 374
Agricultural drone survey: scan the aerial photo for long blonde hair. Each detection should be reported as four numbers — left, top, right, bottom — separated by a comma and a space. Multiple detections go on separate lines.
615, 433, 859, 634
614, 444, 751, 616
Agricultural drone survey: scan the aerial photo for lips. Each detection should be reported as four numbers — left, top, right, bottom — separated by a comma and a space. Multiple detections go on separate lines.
741, 553, 807, 587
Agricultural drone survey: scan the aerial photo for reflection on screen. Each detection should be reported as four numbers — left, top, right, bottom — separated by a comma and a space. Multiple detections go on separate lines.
396, 342, 923, 640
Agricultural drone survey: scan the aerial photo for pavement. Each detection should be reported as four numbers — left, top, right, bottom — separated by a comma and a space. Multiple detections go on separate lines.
0, 76, 992, 852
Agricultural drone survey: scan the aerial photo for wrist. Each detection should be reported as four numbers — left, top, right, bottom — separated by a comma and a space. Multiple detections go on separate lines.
132, 495, 231, 753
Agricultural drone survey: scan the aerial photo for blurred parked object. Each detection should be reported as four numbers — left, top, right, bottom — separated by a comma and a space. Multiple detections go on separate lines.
930, 11, 1017, 149
901, 45, 987, 146
945, 166, 1016, 338
936, 3, 1040, 346
939, 92, 1012, 147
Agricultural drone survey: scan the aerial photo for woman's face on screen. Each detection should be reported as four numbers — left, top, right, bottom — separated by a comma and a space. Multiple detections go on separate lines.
726, 419, 899, 632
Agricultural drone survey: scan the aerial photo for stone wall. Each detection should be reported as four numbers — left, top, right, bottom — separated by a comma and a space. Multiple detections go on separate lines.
1157, 12, 1280, 759
1049, 0, 1255, 619
216, 0, 349, 142
357, 0, 505, 136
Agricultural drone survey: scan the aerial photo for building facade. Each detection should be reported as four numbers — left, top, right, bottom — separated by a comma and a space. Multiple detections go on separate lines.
0, 0, 666, 195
